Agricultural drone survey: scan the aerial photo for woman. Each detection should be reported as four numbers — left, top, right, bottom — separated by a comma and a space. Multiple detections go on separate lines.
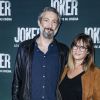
59, 33, 100, 100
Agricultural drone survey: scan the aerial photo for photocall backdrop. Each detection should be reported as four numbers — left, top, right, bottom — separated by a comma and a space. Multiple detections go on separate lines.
0, 0, 100, 100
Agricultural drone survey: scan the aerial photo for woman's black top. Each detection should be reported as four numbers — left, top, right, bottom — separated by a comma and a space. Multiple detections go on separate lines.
59, 72, 84, 100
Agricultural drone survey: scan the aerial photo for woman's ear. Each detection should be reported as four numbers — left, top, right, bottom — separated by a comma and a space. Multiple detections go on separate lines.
87, 51, 89, 54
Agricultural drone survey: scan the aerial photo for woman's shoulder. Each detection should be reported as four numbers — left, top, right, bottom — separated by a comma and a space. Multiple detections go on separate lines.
90, 67, 100, 80
94, 67, 100, 75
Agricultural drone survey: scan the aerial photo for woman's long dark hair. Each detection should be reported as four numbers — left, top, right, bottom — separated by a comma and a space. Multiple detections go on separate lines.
68, 33, 95, 71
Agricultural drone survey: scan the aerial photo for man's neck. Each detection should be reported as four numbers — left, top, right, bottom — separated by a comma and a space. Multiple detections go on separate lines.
38, 34, 53, 46
36, 35, 53, 54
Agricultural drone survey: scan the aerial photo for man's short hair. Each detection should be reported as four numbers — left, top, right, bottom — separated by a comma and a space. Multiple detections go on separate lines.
38, 7, 61, 25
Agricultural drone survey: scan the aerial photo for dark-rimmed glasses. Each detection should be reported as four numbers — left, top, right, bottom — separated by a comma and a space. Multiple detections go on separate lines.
72, 45, 87, 52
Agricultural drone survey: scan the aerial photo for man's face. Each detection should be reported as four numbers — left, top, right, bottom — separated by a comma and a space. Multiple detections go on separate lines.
39, 11, 59, 39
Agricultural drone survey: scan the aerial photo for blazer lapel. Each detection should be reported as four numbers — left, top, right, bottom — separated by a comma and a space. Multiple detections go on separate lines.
81, 70, 94, 100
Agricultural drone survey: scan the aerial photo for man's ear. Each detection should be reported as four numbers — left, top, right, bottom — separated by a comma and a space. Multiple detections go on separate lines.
38, 20, 41, 26
54, 24, 60, 34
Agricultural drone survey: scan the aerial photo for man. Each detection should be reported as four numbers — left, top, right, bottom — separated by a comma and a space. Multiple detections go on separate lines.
12, 7, 69, 100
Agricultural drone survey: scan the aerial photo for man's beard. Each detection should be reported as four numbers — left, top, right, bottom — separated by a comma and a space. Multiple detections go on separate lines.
43, 28, 55, 39
40, 27, 57, 39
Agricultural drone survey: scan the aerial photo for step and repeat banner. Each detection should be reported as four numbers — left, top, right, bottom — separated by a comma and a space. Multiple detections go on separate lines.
0, 0, 100, 100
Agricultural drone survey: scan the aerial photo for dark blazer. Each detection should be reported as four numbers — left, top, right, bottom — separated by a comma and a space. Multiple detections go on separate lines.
12, 35, 69, 100
59, 67, 100, 100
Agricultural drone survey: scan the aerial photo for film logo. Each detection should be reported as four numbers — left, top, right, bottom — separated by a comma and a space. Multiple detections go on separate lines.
14, 27, 40, 47
0, 53, 11, 73
0, 0, 12, 21
51, 0, 79, 21
85, 27, 100, 48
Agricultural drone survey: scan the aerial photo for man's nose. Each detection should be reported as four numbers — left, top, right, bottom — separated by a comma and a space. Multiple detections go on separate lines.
48, 21, 53, 28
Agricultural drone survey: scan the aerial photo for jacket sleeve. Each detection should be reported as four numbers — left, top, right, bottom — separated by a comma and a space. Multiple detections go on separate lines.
56, 86, 62, 100
12, 46, 23, 100
93, 68, 100, 100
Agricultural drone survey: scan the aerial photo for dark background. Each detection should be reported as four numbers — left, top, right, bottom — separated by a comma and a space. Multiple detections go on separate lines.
0, 0, 100, 100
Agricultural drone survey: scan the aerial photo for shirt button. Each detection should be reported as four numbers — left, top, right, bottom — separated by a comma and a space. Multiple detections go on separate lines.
42, 85, 45, 88
42, 65, 46, 68
41, 96, 45, 99
43, 75, 45, 78
51, 44, 53, 47
44, 55, 46, 58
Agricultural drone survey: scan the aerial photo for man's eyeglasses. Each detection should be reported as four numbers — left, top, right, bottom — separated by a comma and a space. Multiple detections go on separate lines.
72, 45, 87, 52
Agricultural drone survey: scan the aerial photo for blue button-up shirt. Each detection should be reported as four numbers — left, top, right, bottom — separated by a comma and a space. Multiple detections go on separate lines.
32, 42, 60, 100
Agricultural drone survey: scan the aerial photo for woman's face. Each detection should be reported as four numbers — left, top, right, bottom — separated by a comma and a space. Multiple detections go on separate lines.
72, 40, 88, 62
